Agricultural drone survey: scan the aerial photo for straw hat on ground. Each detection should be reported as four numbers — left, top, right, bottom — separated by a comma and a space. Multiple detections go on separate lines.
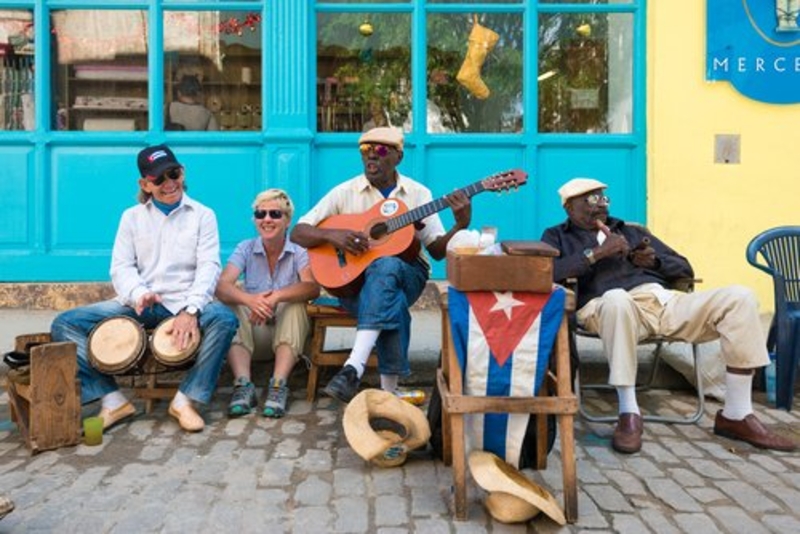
343, 389, 431, 467
468, 450, 566, 525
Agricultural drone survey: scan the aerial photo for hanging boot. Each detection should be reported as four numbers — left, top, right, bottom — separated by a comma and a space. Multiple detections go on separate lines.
456, 15, 500, 99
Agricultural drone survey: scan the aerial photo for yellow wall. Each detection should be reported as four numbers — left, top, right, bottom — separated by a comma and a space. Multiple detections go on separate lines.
648, 2, 800, 312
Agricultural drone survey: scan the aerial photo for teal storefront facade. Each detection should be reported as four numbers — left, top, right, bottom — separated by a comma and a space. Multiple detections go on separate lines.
0, 1, 647, 283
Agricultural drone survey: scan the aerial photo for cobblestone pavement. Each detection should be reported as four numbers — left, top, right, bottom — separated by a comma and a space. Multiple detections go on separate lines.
2, 308, 800, 533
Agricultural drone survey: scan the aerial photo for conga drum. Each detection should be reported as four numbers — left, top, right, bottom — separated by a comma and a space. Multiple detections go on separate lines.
149, 317, 201, 369
88, 316, 147, 374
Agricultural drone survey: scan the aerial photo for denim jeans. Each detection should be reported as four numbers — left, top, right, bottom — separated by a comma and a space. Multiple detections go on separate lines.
51, 299, 238, 405
340, 256, 428, 376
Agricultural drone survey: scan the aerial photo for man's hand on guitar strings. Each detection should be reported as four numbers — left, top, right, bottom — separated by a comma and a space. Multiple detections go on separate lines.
330, 228, 369, 255
445, 190, 472, 230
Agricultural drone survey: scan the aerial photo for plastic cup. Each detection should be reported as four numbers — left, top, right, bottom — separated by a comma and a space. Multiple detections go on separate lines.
83, 416, 103, 446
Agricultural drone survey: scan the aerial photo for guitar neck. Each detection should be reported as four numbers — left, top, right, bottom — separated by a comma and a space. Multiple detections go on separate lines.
386, 181, 486, 234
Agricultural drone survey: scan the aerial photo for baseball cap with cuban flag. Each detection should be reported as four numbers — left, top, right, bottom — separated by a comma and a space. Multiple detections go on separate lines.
137, 144, 182, 179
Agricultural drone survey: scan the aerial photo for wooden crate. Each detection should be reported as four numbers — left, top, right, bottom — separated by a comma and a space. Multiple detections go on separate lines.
6, 336, 81, 454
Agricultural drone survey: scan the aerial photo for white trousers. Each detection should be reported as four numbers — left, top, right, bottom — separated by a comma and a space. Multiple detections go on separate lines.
576, 283, 769, 386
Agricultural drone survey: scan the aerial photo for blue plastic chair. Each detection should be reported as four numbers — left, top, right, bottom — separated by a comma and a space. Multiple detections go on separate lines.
746, 226, 800, 410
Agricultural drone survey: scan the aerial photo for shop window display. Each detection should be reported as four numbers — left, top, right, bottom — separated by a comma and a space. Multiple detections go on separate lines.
0, 9, 34, 131
50, 9, 262, 132
538, 12, 634, 134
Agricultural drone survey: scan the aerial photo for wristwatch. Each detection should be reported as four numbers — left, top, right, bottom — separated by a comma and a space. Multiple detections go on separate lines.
182, 305, 200, 317
583, 248, 596, 265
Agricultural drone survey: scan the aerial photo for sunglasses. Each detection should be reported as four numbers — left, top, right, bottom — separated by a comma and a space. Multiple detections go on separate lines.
585, 193, 610, 207
149, 168, 181, 186
359, 143, 392, 158
254, 209, 284, 220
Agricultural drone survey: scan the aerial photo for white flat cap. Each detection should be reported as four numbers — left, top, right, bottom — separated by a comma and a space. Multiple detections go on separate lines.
558, 177, 608, 206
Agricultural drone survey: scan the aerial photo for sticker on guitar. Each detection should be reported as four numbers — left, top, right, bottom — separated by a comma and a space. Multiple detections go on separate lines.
309, 169, 528, 296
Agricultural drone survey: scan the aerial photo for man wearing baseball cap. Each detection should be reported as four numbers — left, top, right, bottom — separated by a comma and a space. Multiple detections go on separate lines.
541, 177, 796, 454
51, 144, 237, 433
291, 127, 472, 404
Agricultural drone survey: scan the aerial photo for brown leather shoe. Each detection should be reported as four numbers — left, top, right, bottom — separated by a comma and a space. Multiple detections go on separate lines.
713, 410, 797, 451
612, 413, 643, 454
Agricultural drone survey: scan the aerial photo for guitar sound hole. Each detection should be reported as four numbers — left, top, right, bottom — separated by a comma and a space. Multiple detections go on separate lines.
370, 223, 388, 240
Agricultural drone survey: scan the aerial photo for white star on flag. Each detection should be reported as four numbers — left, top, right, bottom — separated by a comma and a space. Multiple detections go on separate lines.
489, 291, 526, 319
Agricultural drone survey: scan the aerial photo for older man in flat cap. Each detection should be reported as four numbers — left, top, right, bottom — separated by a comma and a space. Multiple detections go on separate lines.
292, 127, 471, 403
541, 177, 796, 454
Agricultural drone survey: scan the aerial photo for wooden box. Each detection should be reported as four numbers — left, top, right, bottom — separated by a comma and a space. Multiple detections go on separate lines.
446, 241, 558, 292
6, 335, 81, 454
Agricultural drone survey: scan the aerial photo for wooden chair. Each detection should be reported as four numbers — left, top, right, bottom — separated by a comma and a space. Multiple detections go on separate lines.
5, 334, 81, 454
436, 287, 578, 523
305, 302, 377, 402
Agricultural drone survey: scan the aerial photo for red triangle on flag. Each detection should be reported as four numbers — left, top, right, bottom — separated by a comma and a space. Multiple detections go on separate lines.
466, 291, 549, 367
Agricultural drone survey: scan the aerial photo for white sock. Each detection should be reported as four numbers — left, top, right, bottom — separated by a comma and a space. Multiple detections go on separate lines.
722, 372, 754, 420
381, 374, 399, 394
101, 390, 128, 411
172, 390, 191, 409
616, 386, 640, 415
344, 329, 380, 378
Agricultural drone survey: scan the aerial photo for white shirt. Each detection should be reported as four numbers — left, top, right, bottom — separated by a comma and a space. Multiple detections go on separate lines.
110, 194, 221, 314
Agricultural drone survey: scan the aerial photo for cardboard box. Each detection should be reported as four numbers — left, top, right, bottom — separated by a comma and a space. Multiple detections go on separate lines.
446, 241, 557, 292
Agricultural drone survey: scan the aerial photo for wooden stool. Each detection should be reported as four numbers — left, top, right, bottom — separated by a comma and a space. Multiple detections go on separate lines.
305, 303, 377, 402
5, 334, 81, 454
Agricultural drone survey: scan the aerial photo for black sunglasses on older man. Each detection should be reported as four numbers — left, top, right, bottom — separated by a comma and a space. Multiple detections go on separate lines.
254, 209, 284, 220
148, 168, 182, 186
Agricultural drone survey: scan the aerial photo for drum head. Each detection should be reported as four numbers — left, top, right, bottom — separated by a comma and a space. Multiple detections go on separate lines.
88, 316, 145, 374
150, 317, 200, 367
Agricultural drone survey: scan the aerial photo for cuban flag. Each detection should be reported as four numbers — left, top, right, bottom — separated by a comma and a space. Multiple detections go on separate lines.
448, 286, 565, 468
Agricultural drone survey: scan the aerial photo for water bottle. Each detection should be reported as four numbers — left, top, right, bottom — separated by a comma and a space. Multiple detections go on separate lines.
765, 352, 776, 405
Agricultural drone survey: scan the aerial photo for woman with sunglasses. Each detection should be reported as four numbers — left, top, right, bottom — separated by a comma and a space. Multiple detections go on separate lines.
215, 189, 320, 418
291, 127, 471, 404
51, 144, 238, 433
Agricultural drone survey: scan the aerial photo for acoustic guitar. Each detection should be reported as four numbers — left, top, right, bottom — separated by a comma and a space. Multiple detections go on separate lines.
308, 169, 528, 296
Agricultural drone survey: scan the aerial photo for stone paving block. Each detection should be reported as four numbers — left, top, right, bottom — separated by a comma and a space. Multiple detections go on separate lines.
708, 505, 771, 534
685, 486, 728, 505
584, 483, 634, 513
638, 508, 681, 534
673, 512, 725, 533
713, 480, 782, 512
376, 494, 408, 526
333, 495, 370, 532
295, 474, 332, 506
645, 477, 703, 512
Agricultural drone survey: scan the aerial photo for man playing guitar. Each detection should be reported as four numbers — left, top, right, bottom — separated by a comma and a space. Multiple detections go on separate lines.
291, 127, 471, 403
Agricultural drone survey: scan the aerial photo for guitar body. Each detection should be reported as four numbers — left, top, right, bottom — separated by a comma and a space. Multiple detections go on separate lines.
309, 198, 416, 295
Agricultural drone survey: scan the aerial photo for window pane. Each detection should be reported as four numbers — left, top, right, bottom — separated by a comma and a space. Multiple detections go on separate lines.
165, 11, 262, 131
52, 10, 148, 131
541, 1, 633, 4
320, 1, 409, 4
0, 9, 34, 130
317, 12, 411, 133
426, 13, 523, 133
538, 12, 633, 133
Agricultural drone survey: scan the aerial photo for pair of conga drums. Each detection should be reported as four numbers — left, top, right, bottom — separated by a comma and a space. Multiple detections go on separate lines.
88, 316, 200, 375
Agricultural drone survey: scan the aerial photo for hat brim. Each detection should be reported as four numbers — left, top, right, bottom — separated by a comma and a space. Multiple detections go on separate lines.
468, 450, 566, 525
343, 389, 431, 462
485, 491, 541, 523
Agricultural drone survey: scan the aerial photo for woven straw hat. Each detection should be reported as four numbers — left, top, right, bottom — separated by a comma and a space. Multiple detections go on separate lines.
469, 450, 566, 525
343, 389, 430, 467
